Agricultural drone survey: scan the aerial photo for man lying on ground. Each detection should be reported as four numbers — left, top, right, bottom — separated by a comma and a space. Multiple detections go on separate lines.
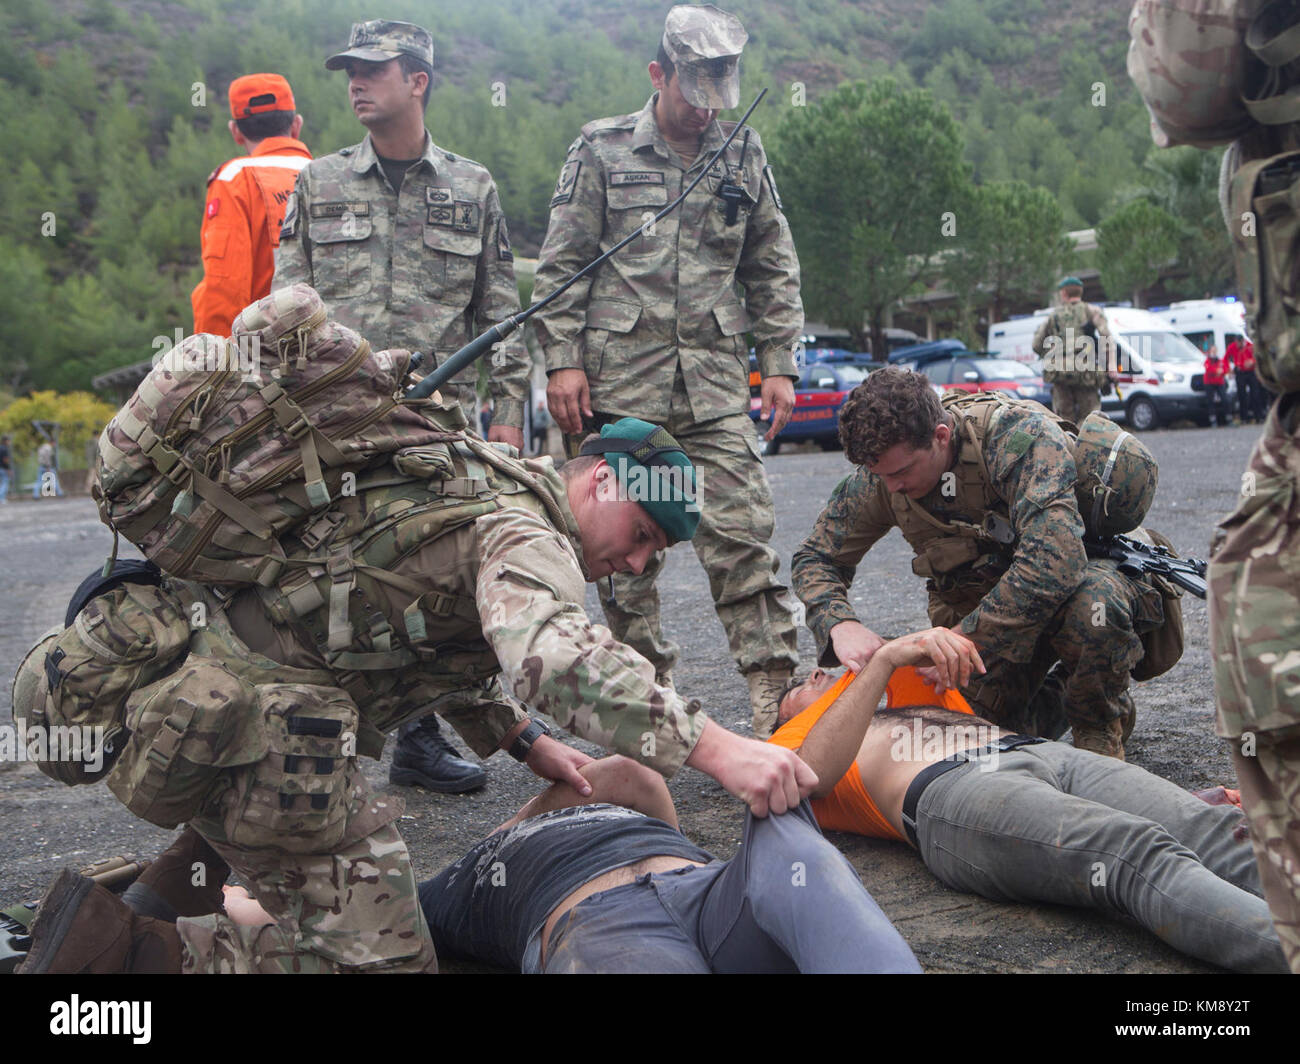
220, 630, 991, 973
767, 650, 1288, 973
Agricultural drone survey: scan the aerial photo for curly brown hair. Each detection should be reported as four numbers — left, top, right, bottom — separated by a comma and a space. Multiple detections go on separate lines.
838, 367, 944, 466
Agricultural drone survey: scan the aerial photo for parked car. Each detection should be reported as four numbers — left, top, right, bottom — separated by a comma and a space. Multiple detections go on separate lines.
886, 338, 970, 366
748, 359, 883, 454
894, 354, 1051, 407
987, 305, 1232, 430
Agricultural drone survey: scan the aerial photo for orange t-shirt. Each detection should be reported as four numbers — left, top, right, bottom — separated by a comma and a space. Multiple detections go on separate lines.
768, 666, 974, 842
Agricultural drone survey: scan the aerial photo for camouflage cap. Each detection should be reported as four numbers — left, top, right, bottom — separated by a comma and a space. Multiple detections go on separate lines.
580, 418, 700, 544
662, 4, 747, 109
325, 19, 433, 71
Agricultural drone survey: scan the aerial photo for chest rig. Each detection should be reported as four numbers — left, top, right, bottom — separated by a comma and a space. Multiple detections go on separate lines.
892, 393, 1017, 600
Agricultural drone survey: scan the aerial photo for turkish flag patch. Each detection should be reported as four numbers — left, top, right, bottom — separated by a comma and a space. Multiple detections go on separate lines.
207, 199, 220, 219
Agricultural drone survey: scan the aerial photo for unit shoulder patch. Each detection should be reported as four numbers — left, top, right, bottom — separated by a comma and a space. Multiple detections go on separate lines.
551, 159, 581, 207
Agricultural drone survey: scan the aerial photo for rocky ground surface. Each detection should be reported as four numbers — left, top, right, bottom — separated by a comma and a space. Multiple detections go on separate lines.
0, 420, 1264, 974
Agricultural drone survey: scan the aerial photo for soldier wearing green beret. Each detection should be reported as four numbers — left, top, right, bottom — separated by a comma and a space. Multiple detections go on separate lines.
17, 419, 816, 975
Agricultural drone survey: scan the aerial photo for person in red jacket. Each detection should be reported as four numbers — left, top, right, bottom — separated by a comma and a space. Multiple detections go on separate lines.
190, 74, 312, 336
1228, 337, 1266, 423
1203, 343, 1231, 427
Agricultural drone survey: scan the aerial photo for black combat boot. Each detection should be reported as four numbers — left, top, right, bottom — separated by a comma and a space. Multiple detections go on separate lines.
121, 826, 231, 921
390, 715, 487, 793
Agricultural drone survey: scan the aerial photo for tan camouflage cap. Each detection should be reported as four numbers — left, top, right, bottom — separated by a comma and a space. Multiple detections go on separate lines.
325, 19, 434, 71
662, 4, 747, 110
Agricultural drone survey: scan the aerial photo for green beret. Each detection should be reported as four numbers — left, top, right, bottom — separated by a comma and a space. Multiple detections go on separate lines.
1058, 275, 1084, 289
579, 418, 700, 544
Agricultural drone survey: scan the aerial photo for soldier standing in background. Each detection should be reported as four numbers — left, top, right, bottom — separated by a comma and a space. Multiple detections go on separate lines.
190, 74, 312, 336
1032, 275, 1117, 426
532, 4, 802, 734
275, 19, 533, 793
1128, 0, 1300, 972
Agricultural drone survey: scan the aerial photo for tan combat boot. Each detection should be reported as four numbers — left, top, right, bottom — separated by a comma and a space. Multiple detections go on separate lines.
747, 665, 795, 737
1071, 717, 1126, 761
17, 869, 185, 974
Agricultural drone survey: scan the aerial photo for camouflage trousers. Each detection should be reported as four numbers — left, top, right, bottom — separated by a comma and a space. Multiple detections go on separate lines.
930, 559, 1158, 744
1210, 393, 1300, 973
179, 761, 439, 974
1051, 383, 1101, 428
565, 375, 799, 680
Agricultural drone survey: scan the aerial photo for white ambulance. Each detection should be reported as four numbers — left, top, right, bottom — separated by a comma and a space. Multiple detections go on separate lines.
1157, 298, 1250, 359
987, 306, 1228, 430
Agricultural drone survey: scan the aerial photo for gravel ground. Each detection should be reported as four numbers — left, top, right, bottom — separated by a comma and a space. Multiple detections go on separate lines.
0, 420, 1264, 973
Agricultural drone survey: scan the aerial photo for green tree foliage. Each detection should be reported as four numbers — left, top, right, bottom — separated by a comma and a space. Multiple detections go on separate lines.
1097, 199, 1181, 307
942, 181, 1072, 343
775, 79, 973, 354
0, 391, 118, 470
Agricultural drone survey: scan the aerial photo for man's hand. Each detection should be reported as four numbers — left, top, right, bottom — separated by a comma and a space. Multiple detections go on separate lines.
829, 620, 885, 673
547, 368, 593, 435
685, 719, 817, 817
488, 424, 525, 452
759, 375, 795, 441
524, 734, 596, 796
880, 627, 985, 694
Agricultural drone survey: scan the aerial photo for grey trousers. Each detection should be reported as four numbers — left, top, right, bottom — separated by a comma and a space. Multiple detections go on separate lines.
915, 742, 1288, 972
539, 802, 921, 974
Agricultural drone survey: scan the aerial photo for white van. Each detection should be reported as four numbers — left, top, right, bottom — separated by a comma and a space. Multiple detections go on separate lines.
1158, 298, 1250, 359
987, 306, 1227, 430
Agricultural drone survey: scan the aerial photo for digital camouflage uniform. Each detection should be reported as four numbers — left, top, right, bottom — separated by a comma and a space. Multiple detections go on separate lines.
792, 395, 1161, 756
1033, 299, 1114, 428
272, 93, 529, 428
531, 82, 803, 698
107, 443, 708, 973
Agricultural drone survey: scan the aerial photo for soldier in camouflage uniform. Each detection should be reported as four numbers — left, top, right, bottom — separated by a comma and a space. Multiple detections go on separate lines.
16, 419, 815, 974
274, 20, 535, 792
532, 4, 803, 735
792, 368, 1162, 759
1127, 0, 1300, 972
1033, 276, 1117, 427
273, 20, 529, 442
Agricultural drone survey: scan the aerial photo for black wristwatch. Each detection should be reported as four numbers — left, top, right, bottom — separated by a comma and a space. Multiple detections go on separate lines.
508, 719, 551, 762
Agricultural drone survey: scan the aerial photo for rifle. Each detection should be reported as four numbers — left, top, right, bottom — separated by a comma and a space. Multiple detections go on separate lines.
1084, 533, 1208, 599
1, 856, 147, 974
406, 89, 769, 401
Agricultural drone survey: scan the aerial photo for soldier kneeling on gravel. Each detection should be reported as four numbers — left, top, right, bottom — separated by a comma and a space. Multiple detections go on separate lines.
791, 367, 1167, 760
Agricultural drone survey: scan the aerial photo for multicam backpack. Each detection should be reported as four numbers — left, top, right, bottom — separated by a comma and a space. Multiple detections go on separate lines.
93, 285, 465, 587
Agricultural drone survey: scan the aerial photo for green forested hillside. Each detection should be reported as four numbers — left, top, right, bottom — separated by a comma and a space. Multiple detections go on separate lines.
0, 0, 1194, 393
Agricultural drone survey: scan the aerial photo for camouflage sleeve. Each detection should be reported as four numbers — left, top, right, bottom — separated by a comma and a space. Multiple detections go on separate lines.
1088, 303, 1112, 342
474, 180, 530, 429
791, 468, 897, 661
1031, 311, 1054, 357
531, 137, 605, 374
272, 168, 312, 289
737, 136, 802, 379
475, 505, 708, 776
957, 411, 1088, 660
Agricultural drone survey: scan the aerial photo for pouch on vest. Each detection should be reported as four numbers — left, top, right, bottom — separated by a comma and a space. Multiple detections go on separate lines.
1129, 527, 1186, 682
10, 578, 192, 786
106, 656, 267, 828
1230, 148, 1300, 394
220, 684, 360, 854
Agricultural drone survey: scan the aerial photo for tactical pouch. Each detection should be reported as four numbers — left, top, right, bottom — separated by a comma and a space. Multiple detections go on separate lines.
11, 580, 192, 786
1230, 149, 1300, 394
912, 535, 982, 579
221, 684, 360, 854
1130, 528, 1186, 682
107, 657, 266, 828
